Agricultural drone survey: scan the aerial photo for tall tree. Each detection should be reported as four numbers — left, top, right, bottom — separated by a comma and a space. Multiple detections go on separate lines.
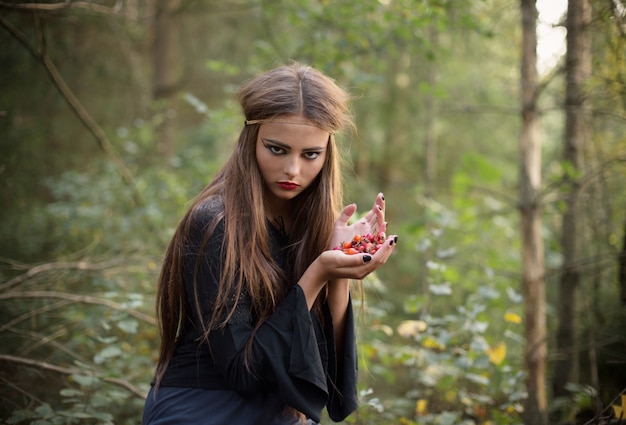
618, 212, 626, 305
553, 0, 592, 400
153, 0, 182, 160
519, 0, 547, 424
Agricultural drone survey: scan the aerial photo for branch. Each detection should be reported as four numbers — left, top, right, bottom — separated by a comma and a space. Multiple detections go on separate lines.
0, 354, 147, 399
536, 56, 564, 98
0, 376, 45, 407
8, 326, 86, 363
441, 103, 519, 116
0, 300, 72, 333
0, 14, 144, 206
0, 0, 123, 14
0, 260, 122, 292
0, 291, 156, 325
609, 0, 626, 39
582, 386, 626, 425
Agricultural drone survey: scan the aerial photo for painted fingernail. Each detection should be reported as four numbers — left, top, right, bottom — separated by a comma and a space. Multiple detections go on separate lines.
394, 236, 398, 243
389, 239, 394, 246
363, 255, 372, 262
377, 205, 383, 211
381, 194, 385, 201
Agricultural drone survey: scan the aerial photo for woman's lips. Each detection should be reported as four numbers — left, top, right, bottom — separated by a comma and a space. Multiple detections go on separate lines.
277, 182, 299, 190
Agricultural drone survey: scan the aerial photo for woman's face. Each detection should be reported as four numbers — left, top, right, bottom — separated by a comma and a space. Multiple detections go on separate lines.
255, 116, 329, 209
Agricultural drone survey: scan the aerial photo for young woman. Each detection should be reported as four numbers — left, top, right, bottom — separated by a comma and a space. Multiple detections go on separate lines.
142, 63, 398, 425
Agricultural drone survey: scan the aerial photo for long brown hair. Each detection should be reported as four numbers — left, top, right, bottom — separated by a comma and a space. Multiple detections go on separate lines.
154, 63, 353, 387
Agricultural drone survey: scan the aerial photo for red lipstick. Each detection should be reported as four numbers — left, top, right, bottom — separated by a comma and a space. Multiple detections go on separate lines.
278, 182, 299, 190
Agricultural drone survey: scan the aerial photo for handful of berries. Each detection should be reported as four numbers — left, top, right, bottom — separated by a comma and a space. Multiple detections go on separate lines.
333, 232, 386, 255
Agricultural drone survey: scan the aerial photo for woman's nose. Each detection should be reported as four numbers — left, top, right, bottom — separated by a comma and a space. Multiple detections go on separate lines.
284, 156, 300, 177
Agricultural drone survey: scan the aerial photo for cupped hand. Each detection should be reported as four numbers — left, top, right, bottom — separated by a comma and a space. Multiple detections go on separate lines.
317, 233, 398, 281
329, 192, 387, 250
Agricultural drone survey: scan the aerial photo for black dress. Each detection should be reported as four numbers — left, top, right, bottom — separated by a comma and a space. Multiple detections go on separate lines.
142, 203, 358, 424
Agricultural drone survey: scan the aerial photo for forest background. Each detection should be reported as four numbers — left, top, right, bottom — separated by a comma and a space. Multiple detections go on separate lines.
1, 0, 625, 424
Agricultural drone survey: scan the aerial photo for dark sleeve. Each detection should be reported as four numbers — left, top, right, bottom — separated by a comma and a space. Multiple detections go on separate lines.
184, 208, 331, 422
322, 297, 359, 422
210, 286, 330, 422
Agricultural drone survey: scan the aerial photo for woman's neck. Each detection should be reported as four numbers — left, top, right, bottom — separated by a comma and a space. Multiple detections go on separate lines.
269, 215, 289, 236
266, 204, 293, 235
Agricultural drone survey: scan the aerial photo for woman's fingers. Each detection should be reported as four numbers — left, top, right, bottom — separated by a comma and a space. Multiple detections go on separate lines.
323, 234, 398, 280
358, 193, 386, 233
336, 203, 357, 227
367, 193, 386, 233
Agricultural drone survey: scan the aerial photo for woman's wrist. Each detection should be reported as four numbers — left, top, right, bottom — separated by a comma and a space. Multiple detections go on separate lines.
327, 278, 350, 294
327, 278, 350, 308
297, 258, 329, 310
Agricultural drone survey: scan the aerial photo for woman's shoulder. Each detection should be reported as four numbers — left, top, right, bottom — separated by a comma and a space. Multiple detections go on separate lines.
187, 195, 225, 236
191, 195, 224, 221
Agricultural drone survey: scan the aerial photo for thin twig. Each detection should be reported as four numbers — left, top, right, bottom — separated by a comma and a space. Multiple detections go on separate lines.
582, 386, 626, 425
7, 325, 84, 361
15, 327, 67, 357
0, 291, 156, 325
0, 260, 121, 292
0, 0, 123, 14
0, 354, 147, 399
0, 376, 45, 407
0, 14, 143, 206
0, 300, 72, 333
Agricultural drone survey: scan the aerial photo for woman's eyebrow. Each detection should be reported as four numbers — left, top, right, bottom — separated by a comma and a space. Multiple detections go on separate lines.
261, 138, 326, 151
262, 138, 290, 149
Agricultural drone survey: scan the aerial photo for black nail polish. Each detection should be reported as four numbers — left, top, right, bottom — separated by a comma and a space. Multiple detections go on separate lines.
363, 255, 372, 262
389, 240, 394, 246
377, 205, 382, 210
394, 236, 398, 243
381, 195, 385, 201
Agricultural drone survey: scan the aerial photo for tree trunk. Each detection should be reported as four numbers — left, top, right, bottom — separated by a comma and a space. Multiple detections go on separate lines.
423, 25, 438, 200
519, 1, 547, 424
618, 210, 626, 305
153, 0, 181, 160
553, 0, 592, 400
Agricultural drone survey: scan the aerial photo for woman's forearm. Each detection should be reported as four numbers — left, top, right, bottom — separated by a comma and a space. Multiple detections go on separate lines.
327, 278, 350, 360
297, 259, 328, 310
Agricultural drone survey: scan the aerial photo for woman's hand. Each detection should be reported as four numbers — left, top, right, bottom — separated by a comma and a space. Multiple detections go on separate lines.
299, 193, 396, 309
298, 232, 397, 309
329, 192, 387, 250
315, 233, 398, 282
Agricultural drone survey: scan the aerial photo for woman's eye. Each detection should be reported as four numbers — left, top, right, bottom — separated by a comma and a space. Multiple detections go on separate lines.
303, 152, 321, 160
267, 145, 285, 155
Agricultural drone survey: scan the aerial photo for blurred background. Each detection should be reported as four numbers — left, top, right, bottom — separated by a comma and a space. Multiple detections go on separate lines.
1, 0, 625, 424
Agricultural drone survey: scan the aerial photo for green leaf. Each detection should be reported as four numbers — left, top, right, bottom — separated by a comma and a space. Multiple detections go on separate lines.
117, 318, 139, 334
403, 295, 424, 313
59, 388, 83, 397
429, 283, 452, 295
6, 410, 34, 423
94, 345, 123, 364
477, 285, 500, 300
438, 411, 462, 425
34, 404, 54, 416
465, 373, 490, 386
70, 374, 99, 387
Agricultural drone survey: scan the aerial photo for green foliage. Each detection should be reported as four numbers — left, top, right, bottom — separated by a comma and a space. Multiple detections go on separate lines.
0, 119, 228, 422
348, 198, 524, 425
2, 0, 626, 423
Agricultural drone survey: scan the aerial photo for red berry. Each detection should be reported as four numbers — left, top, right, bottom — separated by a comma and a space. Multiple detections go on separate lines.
333, 231, 387, 255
